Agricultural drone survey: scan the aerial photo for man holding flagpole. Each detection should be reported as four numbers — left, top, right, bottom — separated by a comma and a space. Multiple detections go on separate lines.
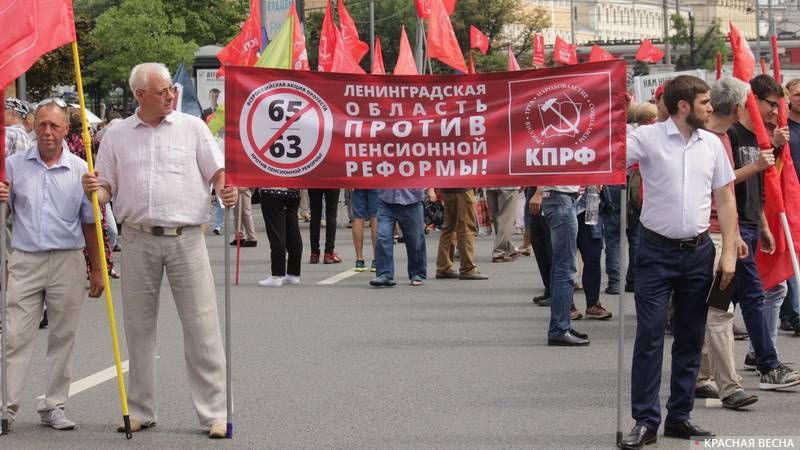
82, 62, 238, 439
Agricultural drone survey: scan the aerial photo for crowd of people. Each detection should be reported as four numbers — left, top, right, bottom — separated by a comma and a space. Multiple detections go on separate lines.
3, 63, 800, 446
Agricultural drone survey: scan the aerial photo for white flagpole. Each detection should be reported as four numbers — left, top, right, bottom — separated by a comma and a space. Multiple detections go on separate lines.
1, 206, 8, 435
779, 212, 800, 312
224, 205, 233, 438
616, 189, 628, 447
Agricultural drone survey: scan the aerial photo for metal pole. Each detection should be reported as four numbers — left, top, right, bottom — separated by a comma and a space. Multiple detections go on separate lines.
14, 74, 26, 102
1, 206, 7, 435
415, 18, 425, 75
369, 0, 375, 71
756, 0, 762, 63
259, 0, 268, 39
616, 188, 628, 447
570, 0, 576, 45
224, 206, 233, 438
768, 0, 775, 46
663, 0, 671, 64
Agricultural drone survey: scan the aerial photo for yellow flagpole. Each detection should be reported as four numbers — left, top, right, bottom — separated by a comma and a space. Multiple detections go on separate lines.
70, 41, 132, 439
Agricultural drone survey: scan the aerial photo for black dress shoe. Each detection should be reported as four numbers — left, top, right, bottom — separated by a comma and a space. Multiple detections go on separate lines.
620, 424, 657, 449
569, 328, 588, 340
663, 420, 714, 439
532, 295, 550, 306
547, 331, 589, 346
694, 384, 719, 399
722, 390, 758, 410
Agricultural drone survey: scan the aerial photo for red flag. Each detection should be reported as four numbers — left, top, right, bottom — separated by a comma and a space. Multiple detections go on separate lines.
318, 0, 337, 72
635, 39, 665, 63
426, 0, 467, 73
756, 35, 800, 289
372, 36, 386, 74
553, 36, 577, 65
0, 0, 76, 90
290, 2, 310, 71
468, 51, 476, 74
715, 51, 722, 80
216, 0, 261, 78
532, 33, 545, 67
469, 25, 489, 55
588, 44, 614, 63
415, 0, 456, 18
507, 47, 520, 71
331, 22, 365, 74
729, 22, 754, 82
338, 0, 369, 64
394, 26, 418, 75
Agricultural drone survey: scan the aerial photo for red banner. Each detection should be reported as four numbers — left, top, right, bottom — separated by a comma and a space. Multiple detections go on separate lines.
224, 60, 628, 188
532, 34, 545, 67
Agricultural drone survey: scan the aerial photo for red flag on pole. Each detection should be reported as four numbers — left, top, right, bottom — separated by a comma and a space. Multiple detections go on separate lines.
532, 33, 545, 67
507, 47, 521, 71
373, 36, 386, 74
0, 0, 76, 90
415, 0, 456, 18
715, 51, 722, 80
426, 0, 468, 73
337, 0, 369, 64
468, 51, 476, 74
588, 44, 614, 63
290, 2, 310, 71
635, 39, 665, 63
469, 25, 489, 55
760, 58, 769, 75
318, 0, 337, 72
755, 35, 800, 289
553, 36, 577, 65
394, 26, 419, 75
331, 22, 365, 74
216, 0, 261, 78
729, 22, 754, 81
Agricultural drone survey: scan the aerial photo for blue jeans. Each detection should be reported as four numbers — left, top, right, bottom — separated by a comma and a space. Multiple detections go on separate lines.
375, 200, 427, 281
631, 231, 714, 430
602, 185, 622, 288
782, 277, 800, 323
213, 199, 224, 230
747, 281, 786, 354
105, 205, 119, 249
736, 227, 780, 372
577, 212, 603, 308
541, 192, 578, 338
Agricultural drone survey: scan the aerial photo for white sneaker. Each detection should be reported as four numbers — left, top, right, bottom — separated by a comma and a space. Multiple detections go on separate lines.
40, 408, 75, 430
282, 275, 300, 285
258, 276, 283, 287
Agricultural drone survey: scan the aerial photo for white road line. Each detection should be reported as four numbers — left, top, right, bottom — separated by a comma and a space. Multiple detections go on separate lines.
37, 360, 129, 400
318, 269, 362, 285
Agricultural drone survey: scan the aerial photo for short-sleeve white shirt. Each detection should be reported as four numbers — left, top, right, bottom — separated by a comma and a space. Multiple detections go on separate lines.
95, 110, 223, 227
627, 117, 735, 239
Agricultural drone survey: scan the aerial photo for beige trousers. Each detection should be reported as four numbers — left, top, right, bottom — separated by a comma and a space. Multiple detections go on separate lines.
436, 190, 478, 274
233, 188, 256, 240
696, 233, 743, 399
121, 225, 226, 426
486, 190, 518, 258
4, 249, 86, 420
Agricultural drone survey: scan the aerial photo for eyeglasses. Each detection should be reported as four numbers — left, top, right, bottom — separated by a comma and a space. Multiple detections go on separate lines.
759, 97, 779, 110
143, 85, 177, 97
35, 97, 68, 110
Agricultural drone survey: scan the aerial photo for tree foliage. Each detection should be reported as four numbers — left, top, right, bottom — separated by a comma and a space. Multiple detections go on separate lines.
670, 14, 728, 71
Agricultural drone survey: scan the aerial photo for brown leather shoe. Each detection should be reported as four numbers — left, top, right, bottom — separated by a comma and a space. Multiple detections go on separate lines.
459, 271, 489, 280
435, 270, 459, 279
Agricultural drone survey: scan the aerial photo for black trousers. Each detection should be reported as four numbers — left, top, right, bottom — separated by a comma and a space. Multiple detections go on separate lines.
309, 189, 340, 253
260, 192, 302, 277
525, 188, 551, 296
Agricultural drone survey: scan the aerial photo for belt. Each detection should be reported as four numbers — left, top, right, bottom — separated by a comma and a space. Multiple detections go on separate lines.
125, 222, 192, 236
542, 191, 579, 199
642, 227, 709, 250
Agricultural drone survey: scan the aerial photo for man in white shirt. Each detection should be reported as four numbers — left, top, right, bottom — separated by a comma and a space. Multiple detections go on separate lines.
620, 75, 738, 449
82, 62, 238, 439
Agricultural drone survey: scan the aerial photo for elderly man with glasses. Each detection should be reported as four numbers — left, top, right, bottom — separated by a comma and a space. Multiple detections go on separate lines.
0, 98, 104, 432
82, 62, 237, 439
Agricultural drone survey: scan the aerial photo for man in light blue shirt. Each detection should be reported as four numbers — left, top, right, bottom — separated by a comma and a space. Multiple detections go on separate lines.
0, 100, 103, 432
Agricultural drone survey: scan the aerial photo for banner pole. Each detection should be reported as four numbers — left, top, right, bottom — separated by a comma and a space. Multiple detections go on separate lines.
224, 205, 233, 438
779, 212, 800, 314
616, 188, 628, 447
1, 86, 7, 436
235, 200, 242, 286
70, 41, 132, 439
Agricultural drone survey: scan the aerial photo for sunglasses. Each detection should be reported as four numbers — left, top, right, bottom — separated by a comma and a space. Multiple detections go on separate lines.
35, 97, 68, 110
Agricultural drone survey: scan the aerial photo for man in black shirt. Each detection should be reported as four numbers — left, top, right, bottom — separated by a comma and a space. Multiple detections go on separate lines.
727, 74, 800, 390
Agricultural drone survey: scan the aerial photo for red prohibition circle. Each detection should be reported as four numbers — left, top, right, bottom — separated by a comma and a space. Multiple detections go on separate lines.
245, 87, 326, 170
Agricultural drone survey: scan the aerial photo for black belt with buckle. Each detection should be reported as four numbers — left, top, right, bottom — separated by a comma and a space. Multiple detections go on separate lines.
643, 227, 709, 250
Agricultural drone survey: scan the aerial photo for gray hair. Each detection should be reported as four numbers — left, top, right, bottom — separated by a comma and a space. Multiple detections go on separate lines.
711, 77, 750, 116
128, 63, 171, 92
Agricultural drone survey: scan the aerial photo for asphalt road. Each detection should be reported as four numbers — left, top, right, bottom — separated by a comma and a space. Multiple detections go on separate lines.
2, 216, 799, 449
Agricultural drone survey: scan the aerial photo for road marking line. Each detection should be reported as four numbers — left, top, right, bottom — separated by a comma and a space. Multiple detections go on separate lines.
37, 360, 129, 400
318, 269, 362, 285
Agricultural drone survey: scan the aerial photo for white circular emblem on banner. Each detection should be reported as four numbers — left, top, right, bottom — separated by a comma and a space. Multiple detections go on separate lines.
239, 80, 332, 177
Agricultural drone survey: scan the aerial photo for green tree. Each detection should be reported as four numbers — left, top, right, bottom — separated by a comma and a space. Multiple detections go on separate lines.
670, 14, 728, 71
87, 0, 197, 105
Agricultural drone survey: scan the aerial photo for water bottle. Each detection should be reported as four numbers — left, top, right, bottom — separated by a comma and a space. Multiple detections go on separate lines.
584, 186, 600, 226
